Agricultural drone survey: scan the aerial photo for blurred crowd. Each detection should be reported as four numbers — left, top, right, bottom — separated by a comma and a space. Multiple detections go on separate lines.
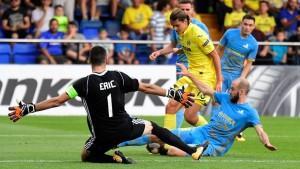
0, 0, 300, 65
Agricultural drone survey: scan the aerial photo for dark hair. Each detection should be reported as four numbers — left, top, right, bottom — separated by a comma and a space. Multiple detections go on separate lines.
157, 0, 170, 11
274, 27, 286, 36
179, 0, 193, 5
170, 8, 190, 22
259, 0, 269, 6
89, 46, 107, 65
54, 4, 64, 10
68, 21, 78, 27
49, 18, 58, 26
242, 14, 255, 23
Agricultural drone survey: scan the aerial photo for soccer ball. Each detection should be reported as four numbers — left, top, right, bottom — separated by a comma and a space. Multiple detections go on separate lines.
146, 143, 161, 154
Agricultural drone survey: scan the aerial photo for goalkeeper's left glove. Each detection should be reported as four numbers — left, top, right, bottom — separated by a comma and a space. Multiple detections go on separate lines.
8, 100, 36, 122
166, 87, 194, 108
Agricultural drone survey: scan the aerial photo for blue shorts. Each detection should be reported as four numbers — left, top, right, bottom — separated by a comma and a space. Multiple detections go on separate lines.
222, 72, 240, 93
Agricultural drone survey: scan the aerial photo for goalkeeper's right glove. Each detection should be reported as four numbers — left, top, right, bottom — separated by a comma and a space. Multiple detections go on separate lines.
8, 100, 36, 122
166, 87, 194, 108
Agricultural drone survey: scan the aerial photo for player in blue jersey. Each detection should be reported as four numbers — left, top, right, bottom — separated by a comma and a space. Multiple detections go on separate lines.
125, 63, 277, 157
216, 14, 258, 141
217, 14, 258, 93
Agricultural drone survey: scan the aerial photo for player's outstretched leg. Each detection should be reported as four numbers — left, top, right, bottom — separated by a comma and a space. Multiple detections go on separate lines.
150, 121, 205, 160
118, 135, 150, 147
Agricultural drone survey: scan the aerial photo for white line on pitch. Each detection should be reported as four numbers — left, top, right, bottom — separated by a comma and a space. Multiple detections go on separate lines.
0, 159, 300, 163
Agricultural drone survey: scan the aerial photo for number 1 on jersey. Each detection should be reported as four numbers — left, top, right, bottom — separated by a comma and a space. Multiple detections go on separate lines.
107, 94, 113, 117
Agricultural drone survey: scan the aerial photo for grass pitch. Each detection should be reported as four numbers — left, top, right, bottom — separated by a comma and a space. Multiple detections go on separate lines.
0, 116, 300, 169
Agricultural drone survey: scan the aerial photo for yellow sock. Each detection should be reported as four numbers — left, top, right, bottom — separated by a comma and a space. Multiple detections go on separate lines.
195, 115, 208, 126
164, 114, 176, 129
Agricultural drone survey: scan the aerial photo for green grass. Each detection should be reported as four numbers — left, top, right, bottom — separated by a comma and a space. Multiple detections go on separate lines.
0, 116, 300, 169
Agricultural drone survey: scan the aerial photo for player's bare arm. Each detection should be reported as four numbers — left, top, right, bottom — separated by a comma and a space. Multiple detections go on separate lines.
8, 93, 70, 122
177, 63, 215, 97
209, 50, 223, 92
138, 82, 194, 108
254, 124, 277, 151
149, 42, 176, 61
216, 45, 225, 58
240, 59, 254, 79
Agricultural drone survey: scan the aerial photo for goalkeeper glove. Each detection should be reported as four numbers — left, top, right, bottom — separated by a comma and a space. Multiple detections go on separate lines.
166, 87, 194, 108
8, 100, 36, 122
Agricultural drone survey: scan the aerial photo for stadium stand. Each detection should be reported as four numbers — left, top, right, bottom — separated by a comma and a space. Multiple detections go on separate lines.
0, 43, 11, 63
13, 43, 39, 64
80, 20, 102, 39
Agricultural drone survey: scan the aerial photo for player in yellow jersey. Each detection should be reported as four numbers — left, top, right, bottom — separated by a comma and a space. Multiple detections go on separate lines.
150, 8, 222, 128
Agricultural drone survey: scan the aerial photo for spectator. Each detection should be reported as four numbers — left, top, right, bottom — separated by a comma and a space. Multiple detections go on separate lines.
255, 0, 276, 37
287, 25, 300, 65
268, 0, 285, 15
23, 0, 42, 10
32, 0, 54, 38
111, 0, 132, 21
64, 21, 91, 64
224, 0, 246, 29
122, 0, 153, 40
0, 0, 10, 18
164, 0, 178, 29
1, 0, 31, 38
115, 28, 139, 64
269, 28, 288, 65
81, 0, 99, 20
149, 0, 170, 64
215, 0, 233, 30
52, 0, 75, 21
244, 0, 260, 14
92, 29, 114, 64
39, 18, 70, 64
252, 28, 273, 65
53, 5, 68, 33
96, 0, 112, 20
278, 0, 300, 37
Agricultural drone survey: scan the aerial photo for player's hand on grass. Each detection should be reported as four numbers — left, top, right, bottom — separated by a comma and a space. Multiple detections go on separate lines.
8, 100, 36, 122
149, 51, 160, 61
166, 87, 194, 108
264, 143, 277, 151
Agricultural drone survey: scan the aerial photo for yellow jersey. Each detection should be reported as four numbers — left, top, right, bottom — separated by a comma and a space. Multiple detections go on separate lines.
224, 0, 232, 8
178, 23, 215, 73
224, 10, 246, 28
245, 0, 260, 11
255, 15, 276, 35
122, 4, 153, 30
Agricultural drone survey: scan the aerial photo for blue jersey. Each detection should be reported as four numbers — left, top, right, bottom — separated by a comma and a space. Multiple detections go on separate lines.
40, 31, 65, 56
220, 28, 258, 76
171, 18, 209, 79
172, 92, 261, 156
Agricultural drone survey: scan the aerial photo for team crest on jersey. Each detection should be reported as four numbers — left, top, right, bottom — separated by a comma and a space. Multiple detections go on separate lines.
237, 110, 244, 115
187, 40, 191, 46
243, 44, 249, 49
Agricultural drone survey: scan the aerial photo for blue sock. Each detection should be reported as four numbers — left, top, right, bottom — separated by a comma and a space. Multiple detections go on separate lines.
118, 134, 150, 147
176, 109, 185, 128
